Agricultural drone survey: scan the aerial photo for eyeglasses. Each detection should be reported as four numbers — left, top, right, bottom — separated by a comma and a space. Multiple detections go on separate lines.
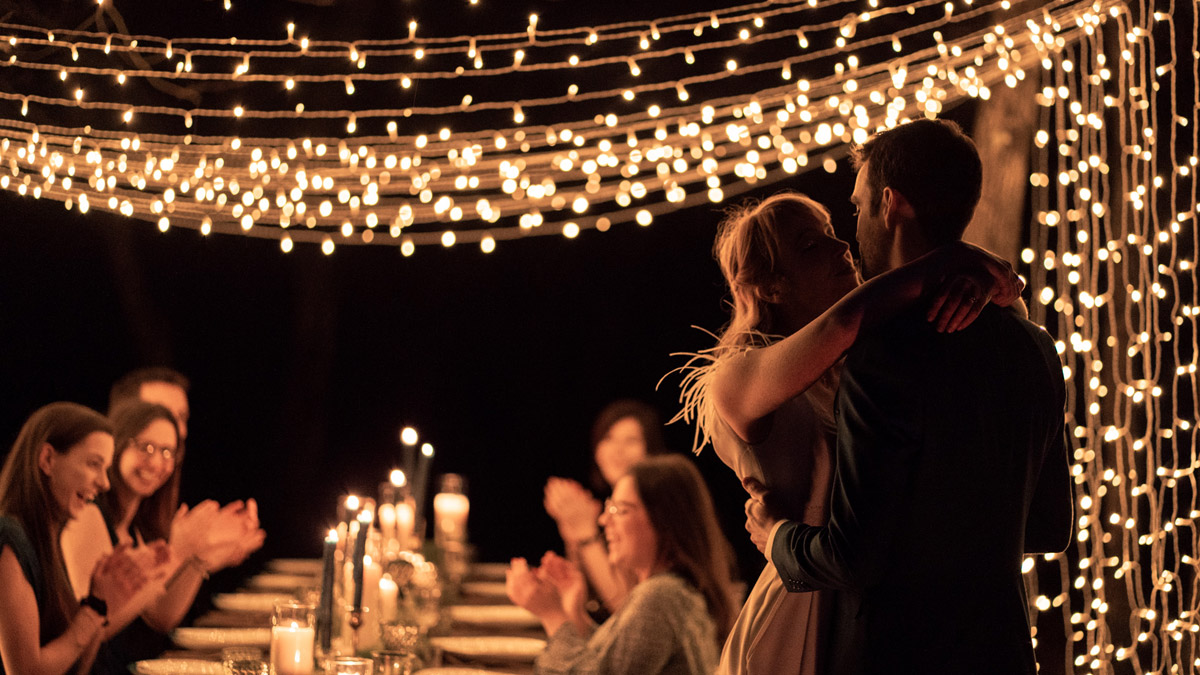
603, 499, 640, 517
128, 438, 175, 464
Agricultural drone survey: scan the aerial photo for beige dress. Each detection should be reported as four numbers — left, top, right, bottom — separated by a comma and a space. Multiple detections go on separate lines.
713, 374, 838, 675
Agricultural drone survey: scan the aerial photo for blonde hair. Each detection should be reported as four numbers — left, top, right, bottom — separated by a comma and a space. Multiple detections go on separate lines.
670, 192, 833, 452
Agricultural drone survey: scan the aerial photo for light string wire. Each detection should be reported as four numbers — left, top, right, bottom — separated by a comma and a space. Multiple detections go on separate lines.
1022, 1, 1199, 672
0, 0, 1068, 253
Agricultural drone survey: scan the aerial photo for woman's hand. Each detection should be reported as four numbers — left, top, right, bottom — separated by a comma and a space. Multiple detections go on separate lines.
539, 551, 588, 624
505, 558, 562, 618
204, 500, 267, 571
544, 478, 602, 544
927, 242, 1025, 332
168, 500, 220, 564
89, 545, 150, 613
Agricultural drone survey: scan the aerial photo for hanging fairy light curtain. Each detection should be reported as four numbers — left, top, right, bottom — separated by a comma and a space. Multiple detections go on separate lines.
0, 0, 1088, 254
1019, 1, 1199, 673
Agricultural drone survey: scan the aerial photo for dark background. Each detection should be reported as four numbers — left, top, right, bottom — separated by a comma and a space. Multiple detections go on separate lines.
0, 0, 975, 584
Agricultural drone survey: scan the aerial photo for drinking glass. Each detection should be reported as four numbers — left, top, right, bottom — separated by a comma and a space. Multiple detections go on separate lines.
370, 650, 416, 675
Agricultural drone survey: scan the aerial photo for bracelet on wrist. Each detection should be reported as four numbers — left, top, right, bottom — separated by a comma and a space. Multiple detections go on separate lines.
80, 593, 108, 619
575, 532, 604, 548
184, 555, 211, 579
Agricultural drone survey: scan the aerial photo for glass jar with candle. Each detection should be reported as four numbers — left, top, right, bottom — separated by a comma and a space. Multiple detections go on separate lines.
271, 601, 316, 675
325, 656, 374, 675
432, 474, 469, 546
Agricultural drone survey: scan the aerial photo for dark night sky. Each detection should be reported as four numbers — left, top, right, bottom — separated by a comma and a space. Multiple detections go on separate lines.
0, 0, 975, 583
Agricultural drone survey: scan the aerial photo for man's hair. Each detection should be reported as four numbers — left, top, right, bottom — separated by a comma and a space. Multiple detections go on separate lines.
108, 367, 190, 415
851, 118, 982, 245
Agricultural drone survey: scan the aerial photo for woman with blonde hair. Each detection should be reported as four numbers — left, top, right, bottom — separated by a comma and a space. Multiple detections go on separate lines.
675, 192, 1023, 674
0, 402, 151, 675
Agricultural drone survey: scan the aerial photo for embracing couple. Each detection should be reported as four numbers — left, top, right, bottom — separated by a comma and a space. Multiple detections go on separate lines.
684, 118, 1073, 675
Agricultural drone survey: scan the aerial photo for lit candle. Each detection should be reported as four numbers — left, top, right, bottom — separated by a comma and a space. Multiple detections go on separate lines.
378, 503, 396, 543
379, 575, 399, 624
270, 622, 315, 675
351, 511, 370, 611
399, 427, 418, 481
395, 501, 415, 547
433, 491, 470, 543
412, 443, 434, 532
317, 529, 337, 652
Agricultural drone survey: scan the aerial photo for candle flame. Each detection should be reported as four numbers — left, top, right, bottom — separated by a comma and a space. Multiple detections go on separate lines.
357, 509, 373, 524
345, 495, 360, 510
390, 468, 406, 487
326, 528, 338, 542
421, 443, 434, 457
400, 427, 418, 445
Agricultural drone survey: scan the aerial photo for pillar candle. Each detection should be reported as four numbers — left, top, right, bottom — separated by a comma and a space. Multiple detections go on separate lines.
395, 501, 415, 547
433, 492, 470, 542
377, 503, 396, 543
270, 623, 315, 675
378, 575, 399, 624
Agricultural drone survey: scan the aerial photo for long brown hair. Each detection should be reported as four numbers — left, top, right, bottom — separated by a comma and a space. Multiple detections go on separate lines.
0, 402, 113, 639
104, 401, 182, 542
629, 455, 737, 639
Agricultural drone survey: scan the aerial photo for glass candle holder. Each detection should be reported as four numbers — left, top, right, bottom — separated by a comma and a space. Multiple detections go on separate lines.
370, 650, 415, 675
271, 601, 316, 675
432, 474, 469, 547
325, 656, 374, 675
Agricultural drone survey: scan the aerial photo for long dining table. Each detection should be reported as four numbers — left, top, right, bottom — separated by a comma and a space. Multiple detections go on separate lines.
148, 559, 542, 675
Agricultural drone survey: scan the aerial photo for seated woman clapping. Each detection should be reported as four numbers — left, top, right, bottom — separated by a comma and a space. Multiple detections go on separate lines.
60, 401, 265, 671
510, 455, 736, 675
0, 402, 161, 675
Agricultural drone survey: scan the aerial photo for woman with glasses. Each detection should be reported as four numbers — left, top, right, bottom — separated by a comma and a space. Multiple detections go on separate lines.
60, 401, 260, 673
543, 400, 669, 615
509, 455, 737, 675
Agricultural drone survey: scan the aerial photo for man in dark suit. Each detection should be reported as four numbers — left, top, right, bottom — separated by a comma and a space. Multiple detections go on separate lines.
744, 119, 1074, 674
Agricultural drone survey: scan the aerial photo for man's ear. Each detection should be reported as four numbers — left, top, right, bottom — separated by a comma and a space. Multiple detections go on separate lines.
880, 187, 916, 231
37, 443, 56, 476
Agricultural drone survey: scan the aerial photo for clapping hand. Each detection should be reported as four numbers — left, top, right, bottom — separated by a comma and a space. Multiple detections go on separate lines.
543, 478, 602, 544
90, 544, 165, 615
505, 558, 562, 618
539, 551, 588, 625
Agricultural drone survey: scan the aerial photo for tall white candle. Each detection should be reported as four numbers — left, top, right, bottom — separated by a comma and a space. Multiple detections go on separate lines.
379, 575, 399, 624
395, 501, 415, 546
270, 623, 315, 675
378, 503, 397, 543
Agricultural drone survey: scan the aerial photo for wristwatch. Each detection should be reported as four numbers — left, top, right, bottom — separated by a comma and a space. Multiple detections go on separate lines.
80, 594, 108, 618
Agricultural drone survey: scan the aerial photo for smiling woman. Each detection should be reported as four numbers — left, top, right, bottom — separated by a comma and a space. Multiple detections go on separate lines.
0, 401, 152, 675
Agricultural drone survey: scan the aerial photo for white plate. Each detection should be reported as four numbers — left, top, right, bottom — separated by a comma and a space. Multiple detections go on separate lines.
467, 562, 508, 580
266, 558, 324, 575
429, 636, 545, 662
445, 605, 540, 629
459, 581, 508, 599
132, 659, 222, 675
245, 573, 316, 590
171, 627, 272, 650
212, 592, 295, 613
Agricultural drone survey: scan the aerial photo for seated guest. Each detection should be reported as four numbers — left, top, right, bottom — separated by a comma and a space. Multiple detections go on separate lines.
105, 366, 263, 568
61, 402, 263, 672
511, 455, 736, 675
0, 402, 155, 675
543, 400, 668, 613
